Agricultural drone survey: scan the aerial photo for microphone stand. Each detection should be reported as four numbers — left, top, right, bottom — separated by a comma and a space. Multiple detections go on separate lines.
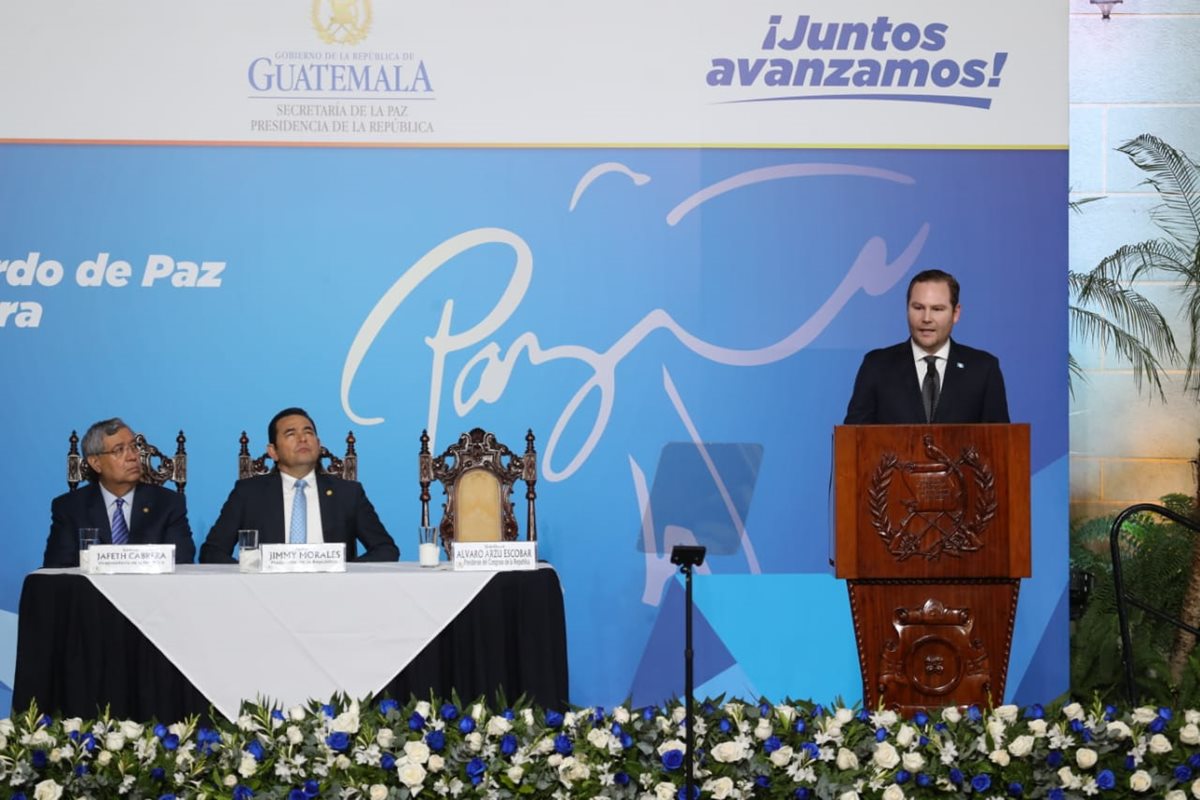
670, 545, 706, 800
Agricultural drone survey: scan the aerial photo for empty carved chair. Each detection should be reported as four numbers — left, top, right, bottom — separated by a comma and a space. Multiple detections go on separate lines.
238, 430, 358, 480
67, 429, 187, 492
419, 427, 537, 556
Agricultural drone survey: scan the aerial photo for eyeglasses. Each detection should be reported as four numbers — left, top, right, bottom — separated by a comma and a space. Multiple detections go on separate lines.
98, 441, 139, 459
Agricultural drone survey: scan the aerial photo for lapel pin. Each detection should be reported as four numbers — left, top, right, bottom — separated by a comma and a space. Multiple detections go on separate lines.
956, 362, 964, 369
326, 489, 333, 496
142, 507, 150, 513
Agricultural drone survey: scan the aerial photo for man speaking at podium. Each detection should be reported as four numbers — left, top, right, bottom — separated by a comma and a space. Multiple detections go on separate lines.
844, 269, 1009, 425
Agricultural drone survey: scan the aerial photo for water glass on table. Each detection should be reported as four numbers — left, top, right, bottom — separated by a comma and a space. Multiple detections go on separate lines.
418, 525, 439, 567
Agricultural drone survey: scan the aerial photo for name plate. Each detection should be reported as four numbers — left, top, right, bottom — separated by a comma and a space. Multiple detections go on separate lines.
259, 543, 347, 573
85, 544, 176, 574
452, 541, 537, 572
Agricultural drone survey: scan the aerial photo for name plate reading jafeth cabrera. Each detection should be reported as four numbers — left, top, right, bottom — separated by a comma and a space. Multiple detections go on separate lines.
85, 544, 176, 574
259, 543, 347, 573
452, 542, 537, 572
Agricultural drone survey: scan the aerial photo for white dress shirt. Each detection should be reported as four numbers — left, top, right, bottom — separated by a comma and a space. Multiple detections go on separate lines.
280, 469, 325, 544
911, 338, 951, 388
98, 484, 134, 532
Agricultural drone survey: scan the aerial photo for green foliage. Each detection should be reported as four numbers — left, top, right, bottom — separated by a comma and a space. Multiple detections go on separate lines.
1071, 494, 1200, 704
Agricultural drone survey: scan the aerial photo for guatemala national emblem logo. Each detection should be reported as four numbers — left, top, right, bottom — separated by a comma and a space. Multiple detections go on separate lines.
312, 0, 372, 45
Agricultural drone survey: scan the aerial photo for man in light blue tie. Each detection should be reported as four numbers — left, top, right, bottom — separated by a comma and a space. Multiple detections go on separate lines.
43, 418, 196, 567
200, 407, 399, 563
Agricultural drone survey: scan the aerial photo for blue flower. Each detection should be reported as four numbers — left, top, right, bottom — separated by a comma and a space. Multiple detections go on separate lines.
677, 785, 700, 800
966, 706, 982, 722
611, 722, 623, 736
916, 773, 931, 787
380, 753, 396, 770
500, 734, 518, 757
546, 710, 565, 728
81, 733, 97, 752
1104, 705, 1117, 721
1049, 790, 1065, 800
913, 710, 929, 726
793, 719, 807, 733
1008, 781, 1023, 796
614, 772, 630, 786
11, 794, 26, 800
801, 742, 820, 760
440, 703, 459, 721
1149, 717, 1167, 733
758, 702, 771, 716
73, 765, 88, 777
304, 779, 320, 797
163, 733, 180, 751
554, 733, 573, 756
702, 703, 715, 715
1046, 751, 1063, 768
325, 732, 350, 752
934, 722, 948, 732
812, 704, 825, 717
197, 727, 221, 755
620, 733, 634, 749
502, 708, 515, 720
948, 768, 964, 786
408, 712, 425, 731
971, 774, 991, 792
154, 724, 168, 739
794, 790, 811, 800
719, 719, 732, 733
426, 730, 445, 752
874, 728, 887, 742
763, 736, 781, 754
233, 786, 255, 800
918, 735, 929, 746
466, 757, 486, 785
288, 789, 306, 800
1069, 719, 1084, 734
322, 704, 335, 718
754, 775, 769, 789
592, 707, 605, 724
271, 709, 285, 722
458, 717, 476, 734
1024, 704, 1044, 720
1159, 707, 1173, 720
1080, 728, 1093, 743
642, 707, 655, 721
1096, 770, 1116, 790
1125, 755, 1136, 770
159, 795, 176, 800
661, 749, 684, 771
895, 769, 910, 784
246, 740, 265, 762
38, 715, 52, 728
1190, 753, 1200, 770
151, 767, 166, 781
378, 698, 399, 715
31, 750, 47, 769
68, 731, 80, 742
1176, 765, 1193, 782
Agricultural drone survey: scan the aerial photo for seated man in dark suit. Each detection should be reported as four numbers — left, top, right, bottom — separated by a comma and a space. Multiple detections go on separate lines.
43, 418, 196, 567
844, 269, 1010, 425
200, 407, 399, 563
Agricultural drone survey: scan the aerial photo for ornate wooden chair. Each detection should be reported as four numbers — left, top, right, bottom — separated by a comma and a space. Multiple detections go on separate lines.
67, 430, 188, 493
238, 430, 358, 480
419, 427, 538, 556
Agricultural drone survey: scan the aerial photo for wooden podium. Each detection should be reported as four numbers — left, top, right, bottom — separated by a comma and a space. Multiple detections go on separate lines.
832, 424, 1030, 714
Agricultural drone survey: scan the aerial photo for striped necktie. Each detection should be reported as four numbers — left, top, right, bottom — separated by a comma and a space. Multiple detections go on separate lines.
111, 497, 129, 544
289, 479, 308, 544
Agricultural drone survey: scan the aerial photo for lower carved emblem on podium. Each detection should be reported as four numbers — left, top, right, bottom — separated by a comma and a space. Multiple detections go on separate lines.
879, 598, 991, 713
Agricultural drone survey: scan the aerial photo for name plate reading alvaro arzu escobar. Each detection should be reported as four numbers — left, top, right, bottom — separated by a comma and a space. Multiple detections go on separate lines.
452, 541, 537, 572
85, 544, 176, 574
259, 543, 347, 573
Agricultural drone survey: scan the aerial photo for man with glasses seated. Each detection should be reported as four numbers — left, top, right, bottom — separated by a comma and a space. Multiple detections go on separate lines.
43, 417, 196, 567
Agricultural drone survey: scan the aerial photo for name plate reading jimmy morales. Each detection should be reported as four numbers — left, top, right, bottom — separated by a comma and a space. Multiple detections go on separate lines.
85, 544, 176, 574
452, 541, 537, 572
259, 543, 347, 573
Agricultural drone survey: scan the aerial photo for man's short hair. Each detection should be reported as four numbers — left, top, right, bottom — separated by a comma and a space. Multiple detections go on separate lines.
82, 418, 130, 458
906, 269, 960, 308
268, 407, 317, 446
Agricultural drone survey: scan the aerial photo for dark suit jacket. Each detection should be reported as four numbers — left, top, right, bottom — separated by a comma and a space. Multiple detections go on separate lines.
44, 482, 196, 568
200, 471, 399, 563
844, 339, 1010, 424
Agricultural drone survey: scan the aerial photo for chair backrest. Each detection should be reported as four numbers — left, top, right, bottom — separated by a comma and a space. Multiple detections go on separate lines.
238, 430, 358, 480
420, 427, 537, 556
67, 430, 187, 493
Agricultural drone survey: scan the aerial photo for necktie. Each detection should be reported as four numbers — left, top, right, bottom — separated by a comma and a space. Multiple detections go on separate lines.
290, 479, 308, 544
922, 355, 940, 423
111, 497, 129, 544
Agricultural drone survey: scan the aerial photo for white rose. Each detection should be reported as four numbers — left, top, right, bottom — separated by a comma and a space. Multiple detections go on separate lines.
1180, 723, 1200, 745
657, 739, 686, 756
1129, 769, 1152, 792
872, 742, 900, 769
987, 720, 1006, 745
506, 765, 524, 783
415, 701, 432, 719
168, 722, 187, 738
0, 720, 13, 735
1149, 733, 1173, 754
236, 714, 257, 731
369, 784, 388, 800
1008, 735, 1034, 758
29, 730, 53, 747
882, 784, 905, 800
375, 727, 395, 747
0, 734, 6, 750
1106, 721, 1132, 740
535, 736, 555, 755
1192, 777, 1200, 797
547, 753, 563, 767
711, 741, 748, 763
704, 777, 734, 800
613, 707, 630, 725
471, 703, 485, 721
654, 782, 676, 800
1187, 710, 1200, 725
834, 708, 854, 726
558, 756, 590, 784
61, 718, 82, 735
487, 716, 511, 736
776, 705, 796, 726
48, 749, 63, 764
33, 779, 62, 800
287, 726, 303, 745
836, 747, 859, 770
405, 740, 431, 764
331, 705, 360, 734
398, 761, 428, 788
838, 791, 860, 800
223, 775, 238, 787
97, 750, 113, 766
901, 752, 925, 772
671, 707, 686, 724
996, 705, 1019, 724
105, 732, 127, 751
1166, 791, 1186, 800
288, 706, 306, 721
941, 707, 961, 724
1131, 706, 1157, 724
238, 754, 258, 777
770, 745, 793, 767
587, 728, 611, 749
895, 725, 915, 748
1062, 703, 1084, 721
428, 754, 444, 773
522, 709, 535, 726
465, 731, 483, 752
335, 754, 351, 769
990, 749, 1010, 767
1076, 747, 1097, 769
1058, 766, 1079, 789
1028, 719, 1048, 736
754, 718, 773, 740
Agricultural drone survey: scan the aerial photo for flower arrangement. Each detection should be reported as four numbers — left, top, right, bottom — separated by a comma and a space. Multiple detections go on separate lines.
2, 695, 1200, 799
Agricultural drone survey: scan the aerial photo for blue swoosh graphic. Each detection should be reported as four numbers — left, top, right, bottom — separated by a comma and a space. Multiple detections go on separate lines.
714, 93, 992, 110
